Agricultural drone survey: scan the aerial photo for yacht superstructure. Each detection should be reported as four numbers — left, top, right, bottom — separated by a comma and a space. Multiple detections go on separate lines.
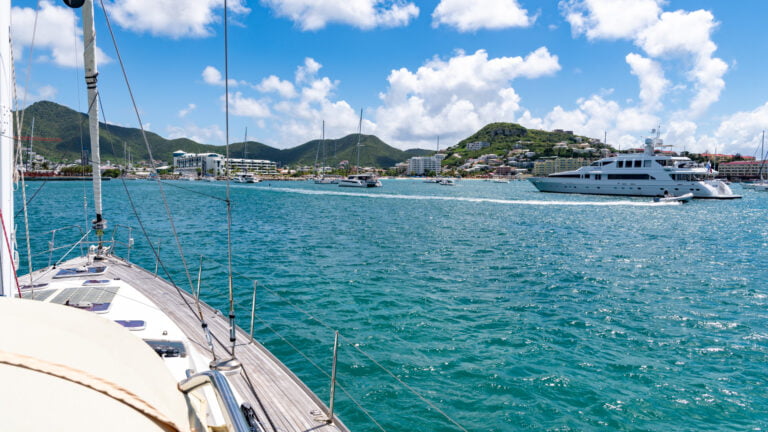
529, 135, 740, 199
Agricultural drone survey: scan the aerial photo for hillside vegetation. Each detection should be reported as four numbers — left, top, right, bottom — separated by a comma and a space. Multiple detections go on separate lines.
16, 101, 422, 168
442, 122, 613, 167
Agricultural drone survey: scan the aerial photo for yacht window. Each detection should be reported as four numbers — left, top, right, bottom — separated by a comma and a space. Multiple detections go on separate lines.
634, 160, 641, 168
590, 161, 601, 166
643, 160, 651, 167
607, 174, 652, 180
617, 161, 624, 168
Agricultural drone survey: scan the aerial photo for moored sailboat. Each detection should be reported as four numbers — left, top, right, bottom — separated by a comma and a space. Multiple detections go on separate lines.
339, 109, 381, 188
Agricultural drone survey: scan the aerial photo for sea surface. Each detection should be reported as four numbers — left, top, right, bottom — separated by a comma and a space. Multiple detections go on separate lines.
16, 178, 768, 431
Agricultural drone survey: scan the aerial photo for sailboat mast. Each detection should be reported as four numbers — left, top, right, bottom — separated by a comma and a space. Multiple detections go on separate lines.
82, 0, 106, 247
356, 109, 362, 173
0, 0, 15, 296
322, 120, 325, 176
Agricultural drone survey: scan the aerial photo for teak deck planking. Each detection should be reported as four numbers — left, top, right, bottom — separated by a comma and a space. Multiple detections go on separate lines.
26, 255, 348, 432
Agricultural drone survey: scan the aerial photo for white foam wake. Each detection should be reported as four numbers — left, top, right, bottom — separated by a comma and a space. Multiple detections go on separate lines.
261, 187, 680, 207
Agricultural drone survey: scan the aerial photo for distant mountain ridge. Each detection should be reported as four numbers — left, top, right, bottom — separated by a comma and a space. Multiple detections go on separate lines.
15, 101, 426, 168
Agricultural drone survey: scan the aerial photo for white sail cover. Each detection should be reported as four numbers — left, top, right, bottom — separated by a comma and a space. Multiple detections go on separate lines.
0, 298, 192, 431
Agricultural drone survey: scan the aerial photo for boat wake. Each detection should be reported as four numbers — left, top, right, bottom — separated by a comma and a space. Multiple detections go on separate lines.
263, 187, 681, 207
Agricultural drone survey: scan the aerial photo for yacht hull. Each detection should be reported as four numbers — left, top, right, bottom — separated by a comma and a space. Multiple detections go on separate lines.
529, 177, 741, 199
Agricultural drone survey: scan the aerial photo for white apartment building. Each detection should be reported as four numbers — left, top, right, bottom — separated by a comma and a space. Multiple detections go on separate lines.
466, 141, 490, 151
173, 150, 277, 177
407, 154, 446, 175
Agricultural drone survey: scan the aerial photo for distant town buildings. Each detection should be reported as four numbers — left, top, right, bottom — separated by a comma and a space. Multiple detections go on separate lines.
466, 141, 490, 151
717, 160, 767, 179
407, 154, 446, 175
172, 150, 277, 177
532, 158, 590, 176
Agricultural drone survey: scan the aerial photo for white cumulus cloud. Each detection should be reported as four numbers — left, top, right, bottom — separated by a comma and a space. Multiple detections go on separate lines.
375, 47, 560, 148
561, 0, 727, 118
625, 53, 668, 111
11, 1, 111, 68
201, 66, 242, 87
256, 75, 297, 98
561, 0, 662, 40
432, 0, 535, 32
104, 0, 250, 39
229, 92, 271, 118
178, 103, 196, 118
166, 123, 225, 144
261, 0, 419, 31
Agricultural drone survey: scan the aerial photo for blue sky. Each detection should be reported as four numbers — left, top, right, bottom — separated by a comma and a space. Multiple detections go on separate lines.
9, 0, 768, 157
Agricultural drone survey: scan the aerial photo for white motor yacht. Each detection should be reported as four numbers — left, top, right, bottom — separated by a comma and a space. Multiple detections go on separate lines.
234, 173, 259, 183
529, 134, 741, 199
338, 173, 382, 188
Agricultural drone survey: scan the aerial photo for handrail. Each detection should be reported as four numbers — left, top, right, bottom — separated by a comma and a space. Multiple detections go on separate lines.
178, 370, 252, 432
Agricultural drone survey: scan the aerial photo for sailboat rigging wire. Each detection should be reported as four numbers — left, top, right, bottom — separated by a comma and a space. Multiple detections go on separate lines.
19, 124, 34, 285
200, 254, 469, 432
96, 1, 195, 296
71, 10, 89, 236
249, 314, 387, 432
94, 4, 241, 363
14, 180, 46, 218
14, 2, 40, 146
223, 0, 238, 357
153, 179, 226, 202
0, 210, 22, 297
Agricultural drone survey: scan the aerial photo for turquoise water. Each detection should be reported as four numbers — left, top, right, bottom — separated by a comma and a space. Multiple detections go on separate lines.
16, 179, 768, 431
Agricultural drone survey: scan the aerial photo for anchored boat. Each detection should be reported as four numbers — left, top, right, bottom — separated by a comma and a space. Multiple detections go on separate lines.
529, 131, 741, 199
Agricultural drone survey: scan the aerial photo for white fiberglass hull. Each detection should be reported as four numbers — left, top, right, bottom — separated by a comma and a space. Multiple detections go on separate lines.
339, 180, 373, 187
529, 177, 740, 199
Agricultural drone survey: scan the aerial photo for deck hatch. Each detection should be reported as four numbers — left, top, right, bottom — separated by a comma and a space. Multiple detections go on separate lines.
50, 286, 119, 313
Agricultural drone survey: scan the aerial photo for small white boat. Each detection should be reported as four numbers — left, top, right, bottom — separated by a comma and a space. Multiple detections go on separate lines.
339, 173, 382, 188
234, 173, 259, 183
653, 192, 694, 203
313, 176, 336, 184
439, 178, 456, 186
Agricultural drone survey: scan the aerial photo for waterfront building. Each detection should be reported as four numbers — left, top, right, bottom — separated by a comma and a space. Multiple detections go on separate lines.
532, 157, 591, 176
407, 154, 445, 175
717, 160, 767, 179
173, 150, 277, 177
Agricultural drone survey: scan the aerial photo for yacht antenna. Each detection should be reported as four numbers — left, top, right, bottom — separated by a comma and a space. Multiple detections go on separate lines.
0, 0, 16, 296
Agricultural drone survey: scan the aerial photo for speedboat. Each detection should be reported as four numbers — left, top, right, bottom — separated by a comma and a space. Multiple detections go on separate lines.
439, 178, 456, 186
529, 133, 741, 199
338, 173, 382, 188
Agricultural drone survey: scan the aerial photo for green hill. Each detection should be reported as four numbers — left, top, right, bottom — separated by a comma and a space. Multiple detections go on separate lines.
15, 101, 423, 168
442, 122, 614, 167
